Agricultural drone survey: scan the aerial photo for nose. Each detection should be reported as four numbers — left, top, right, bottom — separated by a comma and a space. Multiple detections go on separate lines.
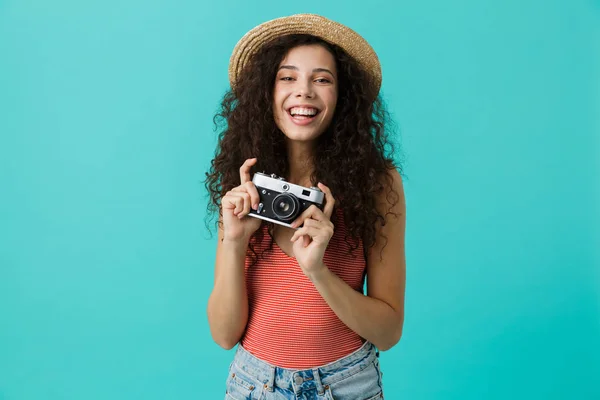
295, 79, 314, 98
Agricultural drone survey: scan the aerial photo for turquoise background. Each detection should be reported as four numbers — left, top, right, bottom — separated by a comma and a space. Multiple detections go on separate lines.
1, 0, 598, 398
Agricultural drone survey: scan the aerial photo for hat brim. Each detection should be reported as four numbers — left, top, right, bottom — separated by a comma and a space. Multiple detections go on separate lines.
228, 13, 382, 99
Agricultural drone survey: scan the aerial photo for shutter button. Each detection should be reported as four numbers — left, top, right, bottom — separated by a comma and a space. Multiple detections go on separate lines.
294, 375, 304, 385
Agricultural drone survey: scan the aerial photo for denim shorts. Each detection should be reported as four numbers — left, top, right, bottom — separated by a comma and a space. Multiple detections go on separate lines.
224, 341, 384, 400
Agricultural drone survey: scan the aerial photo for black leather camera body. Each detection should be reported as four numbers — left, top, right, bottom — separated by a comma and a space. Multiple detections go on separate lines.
247, 172, 325, 229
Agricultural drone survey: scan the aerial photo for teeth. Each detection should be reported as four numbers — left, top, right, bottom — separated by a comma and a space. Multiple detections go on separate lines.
290, 107, 318, 116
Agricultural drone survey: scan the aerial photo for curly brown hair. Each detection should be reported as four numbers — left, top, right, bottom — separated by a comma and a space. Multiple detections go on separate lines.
205, 34, 404, 265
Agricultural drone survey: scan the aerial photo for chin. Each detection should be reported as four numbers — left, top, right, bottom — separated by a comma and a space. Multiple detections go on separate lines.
282, 128, 324, 142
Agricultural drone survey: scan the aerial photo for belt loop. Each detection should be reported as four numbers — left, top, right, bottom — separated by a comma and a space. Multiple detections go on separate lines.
264, 365, 275, 392
312, 368, 325, 395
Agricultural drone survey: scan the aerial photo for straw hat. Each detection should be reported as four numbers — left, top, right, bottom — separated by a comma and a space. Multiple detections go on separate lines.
228, 13, 382, 99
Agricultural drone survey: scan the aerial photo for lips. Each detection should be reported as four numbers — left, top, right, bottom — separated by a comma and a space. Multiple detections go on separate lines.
287, 109, 320, 126
287, 105, 321, 126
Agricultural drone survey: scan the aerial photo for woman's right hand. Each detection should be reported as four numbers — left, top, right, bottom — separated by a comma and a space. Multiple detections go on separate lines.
221, 158, 263, 243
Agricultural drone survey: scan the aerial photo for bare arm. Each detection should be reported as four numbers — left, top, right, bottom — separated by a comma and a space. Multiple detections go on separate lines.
206, 224, 250, 350
299, 169, 406, 351
206, 158, 262, 349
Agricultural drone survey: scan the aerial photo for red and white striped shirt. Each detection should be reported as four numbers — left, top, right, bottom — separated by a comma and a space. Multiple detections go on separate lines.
241, 207, 367, 368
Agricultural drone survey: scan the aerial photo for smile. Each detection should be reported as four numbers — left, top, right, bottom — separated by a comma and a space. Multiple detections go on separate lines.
287, 108, 321, 126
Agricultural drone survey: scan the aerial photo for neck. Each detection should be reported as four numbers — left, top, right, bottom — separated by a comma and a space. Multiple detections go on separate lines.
285, 139, 316, 187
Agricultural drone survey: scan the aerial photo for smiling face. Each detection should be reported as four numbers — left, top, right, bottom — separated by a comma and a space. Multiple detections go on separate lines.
272, 44, 338, 144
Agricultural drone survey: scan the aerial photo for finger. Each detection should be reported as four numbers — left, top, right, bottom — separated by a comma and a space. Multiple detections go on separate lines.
302, 218, 322, 228
231, 196, 243, 215
290, 205, 326, 228
239, 158, 257, 185
244, 182, 260, 210
224, 192, 246, 215
290, 226, 321, 242
222, 192, 237, 210
317, 182, 336, 219
303, 235, 310, 247
231, 183, 260, 211
236, 192, 252, 218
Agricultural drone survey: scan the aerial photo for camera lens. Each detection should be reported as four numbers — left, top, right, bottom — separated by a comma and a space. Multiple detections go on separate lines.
272, 193, 300, 221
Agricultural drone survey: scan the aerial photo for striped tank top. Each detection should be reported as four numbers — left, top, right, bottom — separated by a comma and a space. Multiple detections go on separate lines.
241, 207, 367, 368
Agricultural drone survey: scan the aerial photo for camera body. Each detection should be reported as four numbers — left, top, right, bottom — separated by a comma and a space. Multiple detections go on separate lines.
248, 172, 325, 229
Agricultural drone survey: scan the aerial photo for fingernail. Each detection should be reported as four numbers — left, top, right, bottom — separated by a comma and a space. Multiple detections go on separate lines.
253, 203, 258, 210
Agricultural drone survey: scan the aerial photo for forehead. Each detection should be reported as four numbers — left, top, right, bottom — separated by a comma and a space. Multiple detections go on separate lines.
279, 44, 336, 70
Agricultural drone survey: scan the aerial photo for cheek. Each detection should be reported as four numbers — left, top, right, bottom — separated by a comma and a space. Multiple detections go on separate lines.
325, 89, 338, 110
271, 95, 283, 116
326, 97, 337, 116
272, 90, 287, 112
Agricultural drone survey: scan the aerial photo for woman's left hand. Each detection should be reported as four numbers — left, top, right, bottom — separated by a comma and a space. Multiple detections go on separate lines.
290, 182, 335, 279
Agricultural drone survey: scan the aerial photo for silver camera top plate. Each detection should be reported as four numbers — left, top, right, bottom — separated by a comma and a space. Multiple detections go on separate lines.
252, 172, 325, 205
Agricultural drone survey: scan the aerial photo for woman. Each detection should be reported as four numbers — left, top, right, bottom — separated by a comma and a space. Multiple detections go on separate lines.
205, 14, 406, 400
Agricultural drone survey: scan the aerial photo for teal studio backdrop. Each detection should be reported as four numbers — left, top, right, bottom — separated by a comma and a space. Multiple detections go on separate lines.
0, 0, 598, 399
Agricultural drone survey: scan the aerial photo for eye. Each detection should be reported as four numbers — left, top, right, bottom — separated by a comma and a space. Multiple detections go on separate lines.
280, 77, 294, 81
315, 78, 331, 83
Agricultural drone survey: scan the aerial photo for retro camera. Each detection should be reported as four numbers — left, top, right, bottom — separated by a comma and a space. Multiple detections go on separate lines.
248, 172, 325, 228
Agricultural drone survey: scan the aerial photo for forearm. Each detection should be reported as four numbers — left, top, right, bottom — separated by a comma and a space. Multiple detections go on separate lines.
308, 264, 403, 351
207, 239, 249, 349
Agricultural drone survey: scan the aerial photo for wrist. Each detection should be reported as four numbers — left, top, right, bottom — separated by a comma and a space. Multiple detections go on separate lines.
306, 263, 330, 283
221, 236, 250, 253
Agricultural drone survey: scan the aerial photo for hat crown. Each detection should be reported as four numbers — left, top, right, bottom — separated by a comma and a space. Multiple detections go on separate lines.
229, 13, 382, 101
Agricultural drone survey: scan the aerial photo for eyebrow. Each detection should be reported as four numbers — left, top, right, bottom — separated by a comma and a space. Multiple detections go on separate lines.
278, 65, 335, 77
